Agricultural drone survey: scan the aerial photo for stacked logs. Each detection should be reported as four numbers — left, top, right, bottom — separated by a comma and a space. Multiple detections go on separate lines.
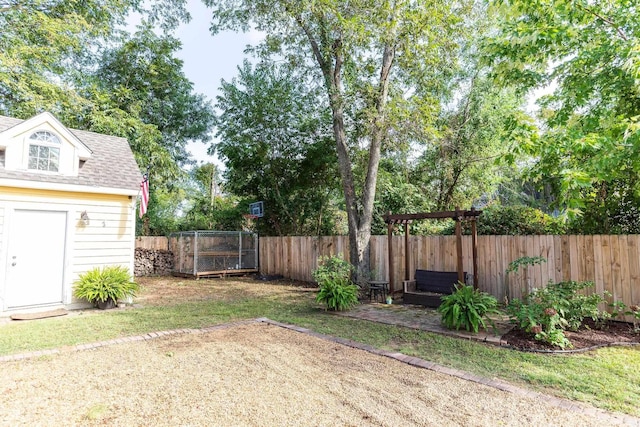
135, 248, 173, 276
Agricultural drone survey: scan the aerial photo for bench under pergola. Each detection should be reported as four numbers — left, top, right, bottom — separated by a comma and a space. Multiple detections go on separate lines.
383, 208, 482, 293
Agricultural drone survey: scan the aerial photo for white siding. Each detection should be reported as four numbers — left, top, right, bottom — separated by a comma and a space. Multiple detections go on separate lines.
0, 187, 136, 311
0, 206, 5, 309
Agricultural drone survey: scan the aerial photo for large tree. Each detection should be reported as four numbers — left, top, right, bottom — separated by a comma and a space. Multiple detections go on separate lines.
207, 0, 467, 280
214, 61, 341, 236
486, 0, 640, 221
0, 0, 189, 118
92, 26, 215, 167
0, 2, 218, 235
413, 76, 528, 211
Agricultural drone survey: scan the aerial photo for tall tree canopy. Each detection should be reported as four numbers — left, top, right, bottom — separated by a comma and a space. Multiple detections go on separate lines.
1, 1, 219, 235
486, 0, 640, 223
214, 61, 341, 236
93, 27, 214, 167
207, 0, 469, 279
0, 0, 189, 117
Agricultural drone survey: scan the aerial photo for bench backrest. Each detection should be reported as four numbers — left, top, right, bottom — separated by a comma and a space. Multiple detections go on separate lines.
414, 269, 463, 294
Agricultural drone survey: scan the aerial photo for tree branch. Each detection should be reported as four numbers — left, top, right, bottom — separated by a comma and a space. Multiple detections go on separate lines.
576, 4, 628, 42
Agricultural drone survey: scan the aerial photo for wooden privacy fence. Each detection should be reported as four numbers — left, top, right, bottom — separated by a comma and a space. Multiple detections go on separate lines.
259, 235, 640, 308
135, 236, 169, 250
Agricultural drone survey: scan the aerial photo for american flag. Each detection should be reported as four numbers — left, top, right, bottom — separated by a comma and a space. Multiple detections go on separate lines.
139, 174, 149, 218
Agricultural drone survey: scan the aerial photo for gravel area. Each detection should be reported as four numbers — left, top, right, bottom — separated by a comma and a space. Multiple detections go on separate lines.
1, 322, 612, 426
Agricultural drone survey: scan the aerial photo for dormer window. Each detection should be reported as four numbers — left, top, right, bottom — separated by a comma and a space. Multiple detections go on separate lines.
28, 131, 60, 172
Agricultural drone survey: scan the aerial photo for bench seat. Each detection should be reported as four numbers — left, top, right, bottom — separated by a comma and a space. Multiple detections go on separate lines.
402, 269, 466, 307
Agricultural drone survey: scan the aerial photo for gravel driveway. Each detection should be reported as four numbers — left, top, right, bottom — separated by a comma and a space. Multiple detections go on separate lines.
0, 321, 614, 426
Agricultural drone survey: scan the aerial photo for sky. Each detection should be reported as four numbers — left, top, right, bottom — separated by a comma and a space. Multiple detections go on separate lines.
169, 1, 263, 167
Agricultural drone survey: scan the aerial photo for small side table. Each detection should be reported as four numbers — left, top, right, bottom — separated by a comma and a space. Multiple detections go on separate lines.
368, 280, 389, 303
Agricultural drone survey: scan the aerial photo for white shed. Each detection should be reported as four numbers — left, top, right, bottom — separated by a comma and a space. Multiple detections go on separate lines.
0, 112, 142, 315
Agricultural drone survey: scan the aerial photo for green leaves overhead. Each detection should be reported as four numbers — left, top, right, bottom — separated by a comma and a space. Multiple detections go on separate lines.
214, 61, 341, 235
486, 0, 640, 219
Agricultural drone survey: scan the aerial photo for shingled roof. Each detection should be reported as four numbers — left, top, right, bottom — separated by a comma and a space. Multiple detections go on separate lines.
0, 114, 142, 193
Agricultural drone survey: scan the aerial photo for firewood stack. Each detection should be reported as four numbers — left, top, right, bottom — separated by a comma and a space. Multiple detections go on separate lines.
134, 248, 173, 276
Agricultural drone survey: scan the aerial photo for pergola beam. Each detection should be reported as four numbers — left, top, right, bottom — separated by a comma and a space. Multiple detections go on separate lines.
384, 207, 482, 293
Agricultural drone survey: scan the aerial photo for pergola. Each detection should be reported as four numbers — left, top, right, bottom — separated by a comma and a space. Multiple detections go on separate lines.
383, 207, 482, 293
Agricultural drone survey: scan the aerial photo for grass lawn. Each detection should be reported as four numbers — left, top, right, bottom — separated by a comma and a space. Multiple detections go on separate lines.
1, 276, 639, 417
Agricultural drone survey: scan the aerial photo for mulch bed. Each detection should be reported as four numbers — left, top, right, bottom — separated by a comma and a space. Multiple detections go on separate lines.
502, 319, 640, 352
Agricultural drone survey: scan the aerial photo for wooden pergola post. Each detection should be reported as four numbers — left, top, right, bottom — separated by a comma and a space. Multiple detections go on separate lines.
455, 207, 464, 284
404, 221, 411, 283
471, 207, 479, 289
383, 208, 483, 295
387, 212, 394, 292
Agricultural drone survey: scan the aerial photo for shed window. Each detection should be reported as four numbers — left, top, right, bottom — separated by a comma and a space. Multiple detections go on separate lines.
28, 131, 60, 172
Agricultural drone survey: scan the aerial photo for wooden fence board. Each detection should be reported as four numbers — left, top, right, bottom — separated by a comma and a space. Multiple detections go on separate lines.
593, 235, 605, 303
628, 236, 640, 307
257, 234, 640, 309
610, 235, 622, 302
619, 235, 631, 305
135, 236, 168, 250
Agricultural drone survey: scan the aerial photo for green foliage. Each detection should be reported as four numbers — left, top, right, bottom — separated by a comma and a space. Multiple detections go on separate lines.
412, 74, 529, 213
506, 281, 607, 349
607, 300, 640, 330
73, 266, 139, 305
477, 205, 565, 235
486, 0, 640, 222
214, 61, 342, 236
506, 256, 547, 274
438, 283, 500, 334
312, 255, 358, 311
439, 205, 565, 236
208, 0, 472, 281
93, 26, 215, 167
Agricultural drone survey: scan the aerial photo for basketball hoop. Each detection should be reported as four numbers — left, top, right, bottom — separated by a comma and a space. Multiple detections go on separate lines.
243, 214, 259, 220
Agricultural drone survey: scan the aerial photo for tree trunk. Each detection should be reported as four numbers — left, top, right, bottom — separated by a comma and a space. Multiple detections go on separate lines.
294, 7, 396, 284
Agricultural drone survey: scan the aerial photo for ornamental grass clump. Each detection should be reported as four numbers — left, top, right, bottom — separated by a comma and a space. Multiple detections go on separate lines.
312, 255, 359, 311
438, 283, 500, 333
73, 266, 139, 307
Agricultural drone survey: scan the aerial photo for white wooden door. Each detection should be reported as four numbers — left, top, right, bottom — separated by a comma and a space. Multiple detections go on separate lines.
5, 209, 67, 309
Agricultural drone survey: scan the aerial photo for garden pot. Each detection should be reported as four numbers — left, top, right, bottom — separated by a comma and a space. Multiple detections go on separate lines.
96, 297, 116, 310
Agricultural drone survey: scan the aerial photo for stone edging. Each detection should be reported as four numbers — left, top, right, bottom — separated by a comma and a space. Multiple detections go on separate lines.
503, 341, 640, 354
338, 308, 640, 355
255, 318, 640, 427
1, 318, 639, 426
0, 320, 255, 363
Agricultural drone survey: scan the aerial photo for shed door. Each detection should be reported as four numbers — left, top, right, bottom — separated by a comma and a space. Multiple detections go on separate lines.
5, 209, 67, 309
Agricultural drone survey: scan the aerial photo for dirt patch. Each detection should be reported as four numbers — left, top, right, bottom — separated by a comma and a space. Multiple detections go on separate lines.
503, 319, 640, 352
0, 323, 612, 426
135, 276, 315, 306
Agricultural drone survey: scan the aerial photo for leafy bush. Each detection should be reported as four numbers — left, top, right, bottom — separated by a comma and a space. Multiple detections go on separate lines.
438, 283, 500, 333
312, 255, 359, 311
506, 280, 606, 349
439, 205, 565, 236
73, 266, 139, 306
479, 205, 567, 235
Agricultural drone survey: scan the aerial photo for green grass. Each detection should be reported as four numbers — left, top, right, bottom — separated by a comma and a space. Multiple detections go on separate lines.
1, 279, 639, 417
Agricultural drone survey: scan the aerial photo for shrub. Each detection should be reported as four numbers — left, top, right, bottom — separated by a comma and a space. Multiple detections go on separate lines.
438, 283, 500, 333
312, 255, 359, 311
73, 266, 139, 306
439, 205, 565, 236
478, 205, 564, 235
506, 280, 606, 349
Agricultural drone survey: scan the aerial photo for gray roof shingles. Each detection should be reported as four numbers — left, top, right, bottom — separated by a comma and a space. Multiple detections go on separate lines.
0, 115, 142, 192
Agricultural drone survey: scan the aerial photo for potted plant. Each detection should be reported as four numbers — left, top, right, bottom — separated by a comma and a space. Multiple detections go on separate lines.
73, 266, 139, 309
